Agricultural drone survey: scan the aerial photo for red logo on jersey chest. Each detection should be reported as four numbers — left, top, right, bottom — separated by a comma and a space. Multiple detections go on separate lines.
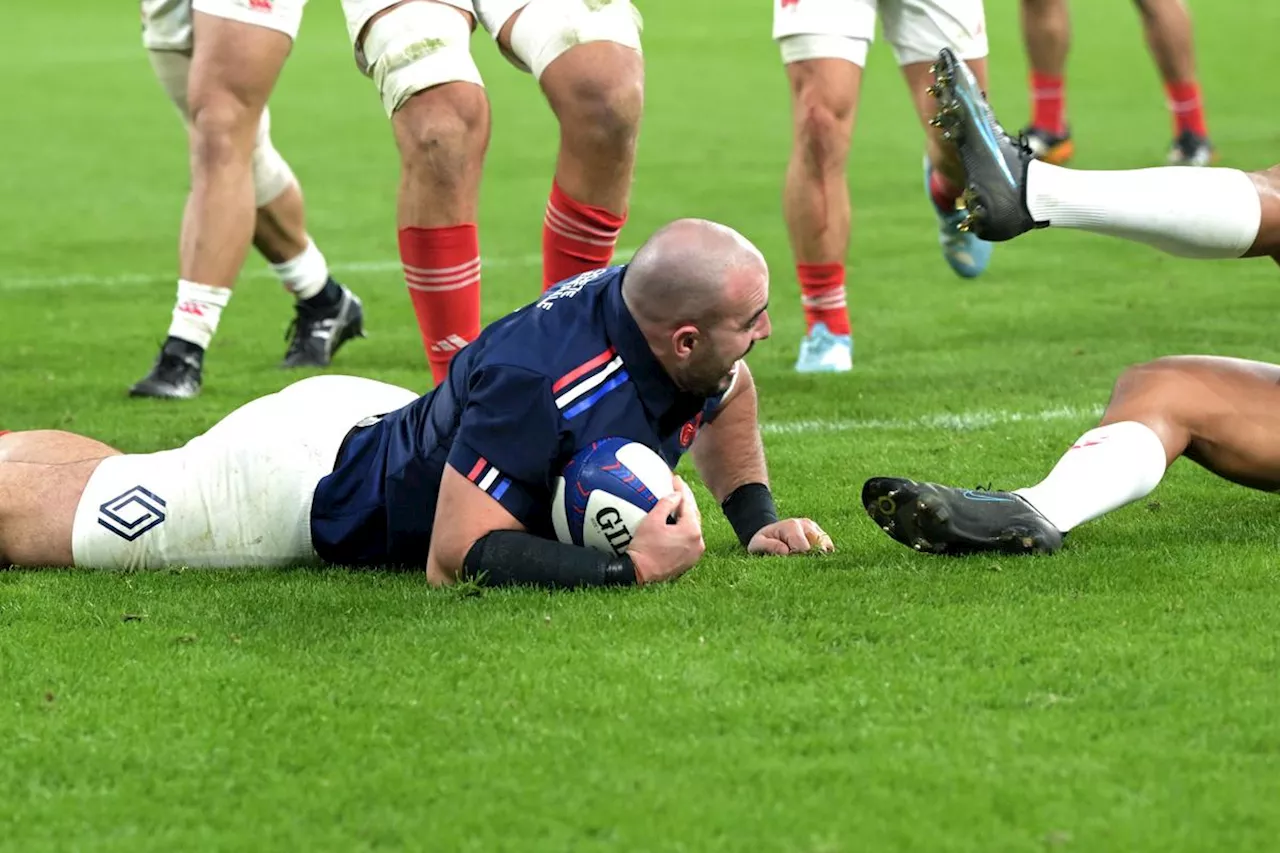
780, 0, 801, 7
679, 413, 704, 449
249, 0, 273, 10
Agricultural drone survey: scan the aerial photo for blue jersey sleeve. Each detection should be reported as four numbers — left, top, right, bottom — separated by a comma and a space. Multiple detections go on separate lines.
447, 364, 562, 528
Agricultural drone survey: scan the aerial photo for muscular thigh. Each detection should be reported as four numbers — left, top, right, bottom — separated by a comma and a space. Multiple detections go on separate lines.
187, 10, 295, 114
0, 458, 106, 567
1120, 356, 1280, 491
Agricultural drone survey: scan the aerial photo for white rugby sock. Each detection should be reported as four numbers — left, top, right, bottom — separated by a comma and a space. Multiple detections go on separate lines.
270, 238, 329, 301
1015, 421, 1169, 532
1026, 160, 1262, 259
167, 280, 231, 350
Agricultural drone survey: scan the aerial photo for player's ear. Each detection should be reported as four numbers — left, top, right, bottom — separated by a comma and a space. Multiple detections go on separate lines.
672, 324, 699, 358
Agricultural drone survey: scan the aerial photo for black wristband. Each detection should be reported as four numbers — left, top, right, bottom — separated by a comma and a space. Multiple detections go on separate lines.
721, 482, 779, 547
462, 530, 637, 589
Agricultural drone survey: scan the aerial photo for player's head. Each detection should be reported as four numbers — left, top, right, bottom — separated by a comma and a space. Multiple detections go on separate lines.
623, 219, 771, 396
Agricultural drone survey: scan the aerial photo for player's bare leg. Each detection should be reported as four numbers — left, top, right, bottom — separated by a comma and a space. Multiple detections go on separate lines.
1018, 0, 1073, 164
249, 172, 368, 371
929, 49, 1270, 259
130, 19, 287, 400
781, 57, 859, 373
903, 57, 993, 279
391, 80, 489, 385
1134, 0, 1214, 165
181, 15, 287, 294
488, 0, 641, 292
865, 356, 1280, 555
143, 46, 367, 377
533, 41, 639, 292
0, 432, 118, 567
252, 184, 307, 264
354, 0, 488, 385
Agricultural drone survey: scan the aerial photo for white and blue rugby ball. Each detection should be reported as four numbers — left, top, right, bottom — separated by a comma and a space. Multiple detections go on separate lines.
552, 438, 675, 555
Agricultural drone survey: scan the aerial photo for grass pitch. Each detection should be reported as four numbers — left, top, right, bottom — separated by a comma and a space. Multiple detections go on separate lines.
3, 2, 1280, 850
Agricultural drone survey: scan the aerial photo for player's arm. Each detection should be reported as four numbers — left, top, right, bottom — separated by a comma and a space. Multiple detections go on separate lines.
426, 465, 641, 589
426, 365, 700, 588
690, 361, 834, 556
427, 465, 699, 588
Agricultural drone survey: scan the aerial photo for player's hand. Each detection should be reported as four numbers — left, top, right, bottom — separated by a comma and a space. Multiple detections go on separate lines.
747, 518, 834, 556
628, 475, 705, 585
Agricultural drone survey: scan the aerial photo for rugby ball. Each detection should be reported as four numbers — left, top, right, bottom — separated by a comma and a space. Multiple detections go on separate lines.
552, 438, 675, 555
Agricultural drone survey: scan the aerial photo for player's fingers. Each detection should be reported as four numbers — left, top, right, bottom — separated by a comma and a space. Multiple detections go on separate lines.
801, 519, 836, 553
751, 535, 792, 556
777, 519, 811, 553
652, 486, 683, 523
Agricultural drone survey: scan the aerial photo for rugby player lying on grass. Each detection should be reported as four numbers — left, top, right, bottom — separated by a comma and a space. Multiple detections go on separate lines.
864, 355, 1280, 555
0, 220, 832, 587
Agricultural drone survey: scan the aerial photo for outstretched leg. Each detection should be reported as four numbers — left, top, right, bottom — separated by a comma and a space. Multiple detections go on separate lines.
863, 356, 1280, 554
928, 49, 1270, 258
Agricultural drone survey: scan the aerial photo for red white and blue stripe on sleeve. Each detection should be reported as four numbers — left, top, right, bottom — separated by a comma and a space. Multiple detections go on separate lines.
464, 456, 511, 501
552, 347, 630, 419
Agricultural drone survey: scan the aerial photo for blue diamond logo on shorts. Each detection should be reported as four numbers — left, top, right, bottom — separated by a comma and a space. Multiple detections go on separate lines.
98, 486, 167, 542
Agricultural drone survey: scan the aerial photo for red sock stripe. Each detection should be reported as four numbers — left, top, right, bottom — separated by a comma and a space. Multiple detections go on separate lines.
1165, 80, 1208, 137
398, 224, 482, 385
542, 181, 626, 292
1030, 71, 1066, 135
797, 262, 850, 335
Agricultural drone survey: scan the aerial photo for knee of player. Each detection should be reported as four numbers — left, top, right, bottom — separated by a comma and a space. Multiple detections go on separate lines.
1108, 358, 1199, 420
792, 96, 850, 166
395, 85, 491, 173
188, 100, 260, 164
553, 67, 643, 152
1250, 164, 1280, 195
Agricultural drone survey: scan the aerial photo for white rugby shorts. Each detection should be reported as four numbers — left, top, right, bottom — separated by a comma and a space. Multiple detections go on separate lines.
142, 0, 307, 47
773, 0, 988, 66
141, 0, 195, 51
71, 376, 417, 570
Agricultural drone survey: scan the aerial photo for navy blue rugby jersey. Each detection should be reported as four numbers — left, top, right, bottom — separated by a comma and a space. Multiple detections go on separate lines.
309, 266, 736, 568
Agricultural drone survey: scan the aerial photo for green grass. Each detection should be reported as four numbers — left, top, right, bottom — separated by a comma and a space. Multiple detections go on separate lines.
3, 1, 1280, 850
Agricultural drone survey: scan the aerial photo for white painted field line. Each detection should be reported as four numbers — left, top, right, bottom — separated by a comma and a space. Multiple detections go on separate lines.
761, 405, 1102, 436
0, 249, 637, 291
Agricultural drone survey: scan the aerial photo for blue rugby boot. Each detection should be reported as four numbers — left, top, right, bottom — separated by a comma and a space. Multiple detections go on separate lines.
927, 48, 1044, 242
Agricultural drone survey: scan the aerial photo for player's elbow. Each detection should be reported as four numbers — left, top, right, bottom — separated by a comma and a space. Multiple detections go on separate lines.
426, 540, 470, 587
